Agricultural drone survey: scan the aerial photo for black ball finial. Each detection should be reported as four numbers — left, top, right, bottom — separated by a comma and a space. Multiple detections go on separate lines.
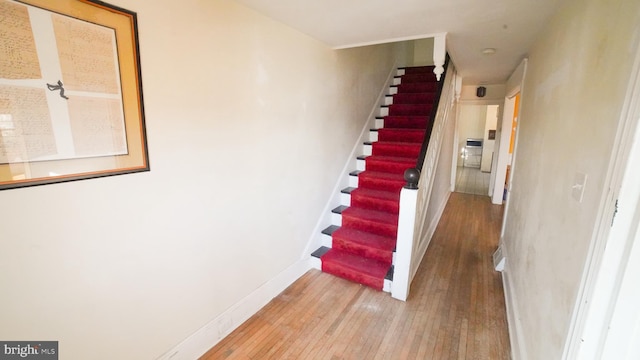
404, 168, 420, 189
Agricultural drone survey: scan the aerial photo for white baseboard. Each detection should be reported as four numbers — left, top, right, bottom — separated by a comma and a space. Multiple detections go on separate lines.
501, 247, 527, 360
156, 259, 312, 360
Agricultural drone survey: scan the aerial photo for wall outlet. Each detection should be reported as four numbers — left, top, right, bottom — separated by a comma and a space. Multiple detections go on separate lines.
217, 315, 233, 338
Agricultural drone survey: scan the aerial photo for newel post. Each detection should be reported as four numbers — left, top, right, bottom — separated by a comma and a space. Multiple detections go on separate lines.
391, 168, 420, 301
404, 168, 420, 190
432, 33, 447, 81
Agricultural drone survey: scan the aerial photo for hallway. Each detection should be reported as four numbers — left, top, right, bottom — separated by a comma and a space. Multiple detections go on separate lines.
455, 166, 491, 196
201, 193, 510, 359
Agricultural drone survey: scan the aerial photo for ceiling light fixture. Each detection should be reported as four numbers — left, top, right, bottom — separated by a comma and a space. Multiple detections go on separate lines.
482, 48, 497, 55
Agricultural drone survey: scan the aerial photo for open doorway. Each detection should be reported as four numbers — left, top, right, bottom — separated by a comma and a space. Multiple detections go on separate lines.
454, 104, 499, 196
490, 92, 520, 204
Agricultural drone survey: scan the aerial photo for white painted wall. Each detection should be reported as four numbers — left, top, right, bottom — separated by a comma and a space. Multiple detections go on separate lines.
500, 0, 640, 358
413, 37, 435, 66
0, 1, 413, 359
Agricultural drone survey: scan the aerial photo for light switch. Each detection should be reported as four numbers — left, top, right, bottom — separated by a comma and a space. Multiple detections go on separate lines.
572, 172, 588, 202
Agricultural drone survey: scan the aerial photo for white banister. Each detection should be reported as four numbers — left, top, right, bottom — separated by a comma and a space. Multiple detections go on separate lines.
392, 63, 457, 301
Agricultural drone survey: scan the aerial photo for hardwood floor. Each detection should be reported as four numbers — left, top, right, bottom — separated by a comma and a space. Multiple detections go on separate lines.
455, 166, 491, 196
201, 193, 510, 359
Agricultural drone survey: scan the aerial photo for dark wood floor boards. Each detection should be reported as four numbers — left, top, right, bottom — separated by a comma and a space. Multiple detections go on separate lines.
200, 192, 510, 359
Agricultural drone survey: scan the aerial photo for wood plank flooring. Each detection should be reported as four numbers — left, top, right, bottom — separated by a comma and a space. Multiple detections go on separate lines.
455, 166, 491, 196
201, 193, 510, 359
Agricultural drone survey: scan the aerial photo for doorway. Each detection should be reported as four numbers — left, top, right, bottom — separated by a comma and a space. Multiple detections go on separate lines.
454, 104, 499, 196
490, 92, 520, 204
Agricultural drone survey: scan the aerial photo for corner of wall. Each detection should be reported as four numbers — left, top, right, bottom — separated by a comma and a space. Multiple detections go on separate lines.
412, 37, 435, 67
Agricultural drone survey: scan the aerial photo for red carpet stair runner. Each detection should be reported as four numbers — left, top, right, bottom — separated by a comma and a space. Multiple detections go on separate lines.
312, 66, 438, 291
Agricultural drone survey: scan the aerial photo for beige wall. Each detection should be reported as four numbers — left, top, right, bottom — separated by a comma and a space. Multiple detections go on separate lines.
413, 37, 434, 66
0, 0, 412, 358
480, 105, 499, 172
502, 0, 640, 358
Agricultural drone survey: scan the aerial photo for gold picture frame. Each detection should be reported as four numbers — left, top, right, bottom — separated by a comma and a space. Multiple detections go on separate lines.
0, 0, 149, 190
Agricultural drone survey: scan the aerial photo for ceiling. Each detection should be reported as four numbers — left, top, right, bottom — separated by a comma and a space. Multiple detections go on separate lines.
233, 0, 564, 84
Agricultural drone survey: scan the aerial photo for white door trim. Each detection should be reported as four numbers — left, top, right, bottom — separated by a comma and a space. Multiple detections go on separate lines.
492, 59, 528, 207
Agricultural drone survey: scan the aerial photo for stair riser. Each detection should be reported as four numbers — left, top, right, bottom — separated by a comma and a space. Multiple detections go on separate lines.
364, 161, 415, 175
332, 239, 393, 265
310, 256, 322, 270
382, 117, 428, 129
314, 247, 392, 292
358, 177, 405, 192
321, 233, 332, 248
349, 174, 358, 188
341, 192, 351, 206
403, 66, 435, 75
332, 212, 342, 226
341, 216, 397, 238
388, 104, 432, 116
377, 130, 425, 143
318, 234, 399, 267
372, 144, 421, 158
369, 130, 379, 142
392, 93, 436, 104
396, 83, 437, 93
351, 195, 399, 214
322, 262, 383, 290
399, 74, 437, 83
363, 144, 372, 156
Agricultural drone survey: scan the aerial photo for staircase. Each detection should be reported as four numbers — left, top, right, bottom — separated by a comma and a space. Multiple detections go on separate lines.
312, 66, 439, 291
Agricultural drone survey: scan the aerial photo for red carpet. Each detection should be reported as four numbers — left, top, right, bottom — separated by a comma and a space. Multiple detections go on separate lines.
319, 66, 438, 290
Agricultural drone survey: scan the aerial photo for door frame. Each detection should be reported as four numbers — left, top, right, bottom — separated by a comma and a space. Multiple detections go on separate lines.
491, 59, 527, 206
563, 38, 640, 360
452, 101, 503, 195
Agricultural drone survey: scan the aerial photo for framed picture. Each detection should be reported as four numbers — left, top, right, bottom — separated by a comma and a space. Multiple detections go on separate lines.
0, 0, 149, 190
488, 129, 496, 140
